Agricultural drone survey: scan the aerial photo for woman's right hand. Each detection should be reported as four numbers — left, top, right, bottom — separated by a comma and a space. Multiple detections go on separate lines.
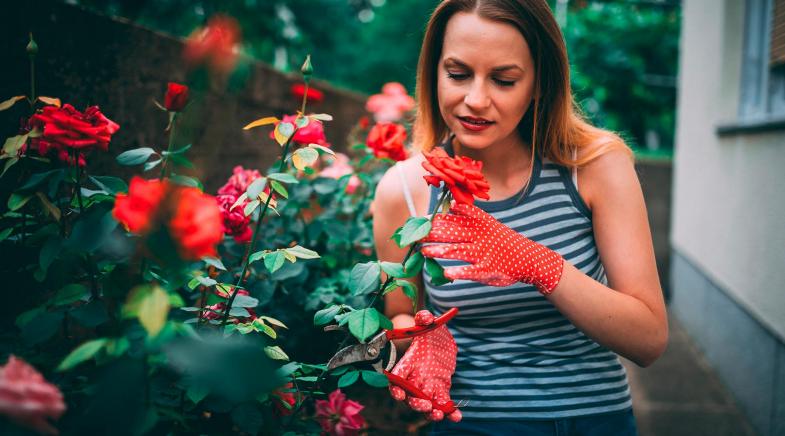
387, 310, 462, 422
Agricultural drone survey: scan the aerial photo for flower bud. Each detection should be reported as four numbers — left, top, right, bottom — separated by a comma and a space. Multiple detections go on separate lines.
26, 33, 38, 57
300, 55, 313, 81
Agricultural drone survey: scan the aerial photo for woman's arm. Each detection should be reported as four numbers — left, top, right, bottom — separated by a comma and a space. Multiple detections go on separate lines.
547, 148, 668, 367
371, 164, 426, 350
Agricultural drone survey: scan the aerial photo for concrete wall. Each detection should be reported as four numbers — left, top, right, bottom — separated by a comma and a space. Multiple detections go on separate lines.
0, 0, 367, 192
671, 0, 785, 434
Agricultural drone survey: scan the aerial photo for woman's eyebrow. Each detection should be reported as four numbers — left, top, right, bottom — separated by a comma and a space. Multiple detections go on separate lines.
443, 57, 524, 72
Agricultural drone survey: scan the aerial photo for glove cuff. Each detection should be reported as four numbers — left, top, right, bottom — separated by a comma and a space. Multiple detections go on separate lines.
533, 250, 565, 295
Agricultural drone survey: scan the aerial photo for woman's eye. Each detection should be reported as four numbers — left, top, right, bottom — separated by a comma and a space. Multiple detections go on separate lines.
493, 78, 516, 87
447, 72, 469, 81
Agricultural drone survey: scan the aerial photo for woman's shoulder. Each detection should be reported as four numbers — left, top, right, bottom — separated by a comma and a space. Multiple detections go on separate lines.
577, 144, 637, 212
372, 151, 429, 218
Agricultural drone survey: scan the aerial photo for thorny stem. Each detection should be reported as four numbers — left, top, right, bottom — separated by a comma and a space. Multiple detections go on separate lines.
219, 133, 295, 327
73, 152, 100, 298
160, 113, 177, 179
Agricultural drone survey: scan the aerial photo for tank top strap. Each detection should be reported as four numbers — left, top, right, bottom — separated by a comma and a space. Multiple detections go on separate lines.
395, 163, 418, 217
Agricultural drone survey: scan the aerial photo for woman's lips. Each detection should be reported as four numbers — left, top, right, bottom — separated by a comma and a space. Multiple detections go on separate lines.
457, 116, 494, 132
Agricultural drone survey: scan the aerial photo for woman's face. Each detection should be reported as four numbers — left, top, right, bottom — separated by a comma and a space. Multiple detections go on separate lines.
437, 12, 536, 152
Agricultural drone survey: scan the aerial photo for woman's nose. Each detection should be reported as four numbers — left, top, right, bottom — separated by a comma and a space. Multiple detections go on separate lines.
464, 81, 491, 110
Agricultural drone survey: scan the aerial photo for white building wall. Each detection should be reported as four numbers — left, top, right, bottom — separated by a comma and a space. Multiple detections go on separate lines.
672, 0, 785, 341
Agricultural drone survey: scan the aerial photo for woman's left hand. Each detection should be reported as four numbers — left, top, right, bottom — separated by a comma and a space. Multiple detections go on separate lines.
421, 202, 564, 293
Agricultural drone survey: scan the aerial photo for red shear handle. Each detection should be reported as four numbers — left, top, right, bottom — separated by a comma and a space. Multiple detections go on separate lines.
383, 370, 457, 414
385, 308, 459, 340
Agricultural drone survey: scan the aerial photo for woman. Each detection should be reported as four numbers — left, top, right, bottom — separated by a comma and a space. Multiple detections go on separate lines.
371, 0, 668, 434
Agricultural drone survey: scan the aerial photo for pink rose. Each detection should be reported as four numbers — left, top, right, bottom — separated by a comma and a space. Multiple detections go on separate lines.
318, 153, 361, 194
365, 82, 414, 123
0, 356, 66, 435
270, 114, 330, 147
314, 389, 366, 436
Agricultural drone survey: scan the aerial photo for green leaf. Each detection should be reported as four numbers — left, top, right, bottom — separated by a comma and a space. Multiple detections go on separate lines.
308, 143, 335, 156
398, 217, 432, 247
246, 177, 267, 199
233, 294, 259, 308
253, 318, 277, 338
264, 345, 289, 360
244, 199, 260, 216
404, 252, 425, 277
378, 314, 393, 330
15, 306, 44, 328
314, 305, 341, 326
347, 308, 381, 342
292, 147, 319, 171
424, 258, 452, 286
186, 385, 209, 404
2, 134, 28, 157
57, 338, 107, 371
269, 180, 288, 198
338, 370, 360, 388
259, 316, 287, 329
1, 158, 19, 178
123, 285, 170, 337
143, 158, 162, 171
396, 280, 418, 309
361, 370, 389, 387
116, 147, 157, 166
161, 143, 192, 156
19, 169, 63, 192
8, 193, 32, 211
285, 245, 320, 259
0, 227, 13, 242
264, 250, 286, 273
169, 174, 202, 189
0, 95, 26, 111
348, 262, 381, 296
267, 172, 298, 184
89, 176, 128, 194
52, 284, 88, 306
380, 261, 405, 278
203, 257, 227, 270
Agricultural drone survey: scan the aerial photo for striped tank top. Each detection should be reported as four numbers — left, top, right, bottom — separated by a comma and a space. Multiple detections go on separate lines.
422, 145, 633, 420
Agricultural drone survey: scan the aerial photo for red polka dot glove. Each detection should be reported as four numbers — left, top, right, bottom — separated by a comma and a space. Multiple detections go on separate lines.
387, 310, 462, 422
421, 202, 565, 294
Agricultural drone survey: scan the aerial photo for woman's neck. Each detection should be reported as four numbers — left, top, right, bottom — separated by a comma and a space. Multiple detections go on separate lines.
452, 135, 533, 189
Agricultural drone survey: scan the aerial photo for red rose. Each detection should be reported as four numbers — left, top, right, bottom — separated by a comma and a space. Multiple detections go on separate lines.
164, 82, 189, 112
270, 114, 330, 147
113, 177, 224, 261
169, 187, 224, 260
217, 165, 262, 198
421, 148, 491, 205
183, 15, 241, 74
366, 122, 407, 161
202, 288, 256, 322
272, 382, 298, 416
27, 104, 119, 165
217, 194, 252, 243
113, 177, 166, 233
290, 83, 324, 104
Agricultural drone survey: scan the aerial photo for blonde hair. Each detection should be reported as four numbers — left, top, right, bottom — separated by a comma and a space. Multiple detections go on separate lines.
413, 0, 633, 168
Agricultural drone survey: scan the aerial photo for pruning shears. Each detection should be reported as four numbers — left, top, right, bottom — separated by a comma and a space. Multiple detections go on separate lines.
326, 308, 463, 414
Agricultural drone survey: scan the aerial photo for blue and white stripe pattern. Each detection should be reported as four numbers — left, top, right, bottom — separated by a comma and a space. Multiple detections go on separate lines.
423, 151, 632, 420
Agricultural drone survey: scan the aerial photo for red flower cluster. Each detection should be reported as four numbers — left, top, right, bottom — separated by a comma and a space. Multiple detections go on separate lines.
270, 114, 330, 147
216, 166, 263, 243
272, 382, 299, 416
201, 288, 256, 323
164, 82, 189, 112
290, 83, 324, 104
314, 389, 366, 436
366, 122, 407, 161
0, 355, 65, 435
27, 104, 119, 166
422, 148, 491, 205
113, 177, 224, 260
183, 15, 241, 74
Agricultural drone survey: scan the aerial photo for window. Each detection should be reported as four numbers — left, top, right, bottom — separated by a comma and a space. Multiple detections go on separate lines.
739, 0, 785, 121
